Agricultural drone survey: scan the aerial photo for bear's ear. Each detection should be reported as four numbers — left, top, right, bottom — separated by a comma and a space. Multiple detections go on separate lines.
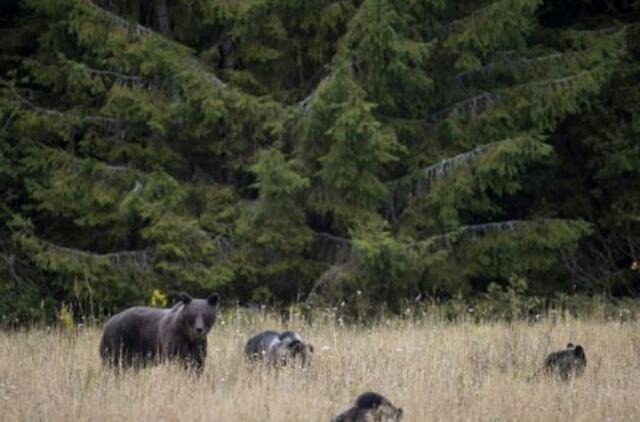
179, 292, 192, 305
207, 292, 220, 308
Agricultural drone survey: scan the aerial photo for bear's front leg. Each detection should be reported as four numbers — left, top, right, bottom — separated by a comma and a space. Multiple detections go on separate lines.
177, 342, 206, 375
190, 342, 207, 376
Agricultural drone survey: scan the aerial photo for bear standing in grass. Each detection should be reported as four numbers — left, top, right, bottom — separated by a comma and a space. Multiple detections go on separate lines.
100, 292, 220, 374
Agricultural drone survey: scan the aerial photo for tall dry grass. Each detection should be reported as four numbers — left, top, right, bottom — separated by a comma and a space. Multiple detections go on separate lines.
1, 311, 640, 421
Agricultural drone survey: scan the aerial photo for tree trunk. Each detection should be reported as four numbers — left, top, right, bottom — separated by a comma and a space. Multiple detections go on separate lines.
155, 0, 171, 37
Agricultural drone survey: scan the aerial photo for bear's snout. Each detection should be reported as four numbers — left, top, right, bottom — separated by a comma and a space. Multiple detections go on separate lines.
192, 317, 208, 339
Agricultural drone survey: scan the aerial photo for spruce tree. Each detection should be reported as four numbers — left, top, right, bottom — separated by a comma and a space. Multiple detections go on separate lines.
0, 0, 637, 322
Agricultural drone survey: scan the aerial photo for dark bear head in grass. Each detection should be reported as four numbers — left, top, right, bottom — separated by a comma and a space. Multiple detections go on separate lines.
179, 292, 220, 341
288, 339, 314, 367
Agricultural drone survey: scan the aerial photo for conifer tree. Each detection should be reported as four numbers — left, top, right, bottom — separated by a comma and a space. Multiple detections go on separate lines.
235, 148, 312, 301
0, 0, 637, 322
302, 62, 402, 228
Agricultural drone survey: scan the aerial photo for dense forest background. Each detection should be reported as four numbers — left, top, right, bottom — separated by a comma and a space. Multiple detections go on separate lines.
1, 0, 639, 325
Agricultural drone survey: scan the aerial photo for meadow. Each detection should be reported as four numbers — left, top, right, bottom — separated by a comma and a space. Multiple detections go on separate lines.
1, 311, 640, 421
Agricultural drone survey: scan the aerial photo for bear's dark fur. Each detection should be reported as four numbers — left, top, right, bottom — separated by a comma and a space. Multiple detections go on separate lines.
244, 330, 314, 368
332, 392, 403, 422
542, 343, 587, 380
99, 292, 220, 373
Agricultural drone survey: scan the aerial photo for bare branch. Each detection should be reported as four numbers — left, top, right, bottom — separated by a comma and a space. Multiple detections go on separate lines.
304, 219, 575, 303
296, 61, 348, 114
561, 228, 640, 294
39, 239, 152, 270
40, 240, 148, 259
434, 67, 601, 123
7, 86, 126, 124
85, 67, 143, 82
409, 219, 581, 252
0, 252, 23, 285
313, 232, 351, 248
131, 180, 143, 193
526, 72, 590, 91
385, 143, 489, 215
1, 109, 16, 134
385, 139, 501, 212
87, 1, 226, 89
450, 52, 565, 87
579, 26, 626, 35
194, 59, 226, 88
213, 236, 233, 259
420, 143, 493, 185
101, 163, 128, 172
304, 263, 351, 306
310, 232, 353, 264
298, 93, 314, 112
446, 25, 627, 89
455, 220, 521, 238
429, 92, 503, 122
314, 219, 551, 256
87, 0, 153, 36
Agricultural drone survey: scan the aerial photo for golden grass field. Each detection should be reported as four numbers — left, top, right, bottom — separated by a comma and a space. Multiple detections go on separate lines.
1, 311, 640, 421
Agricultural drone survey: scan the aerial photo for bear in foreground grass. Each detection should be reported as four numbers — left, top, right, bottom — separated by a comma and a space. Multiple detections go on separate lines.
542, 342, 587, 380
332, 392, 403, 422
245, 330, 314, 368
99, 292, 220, 374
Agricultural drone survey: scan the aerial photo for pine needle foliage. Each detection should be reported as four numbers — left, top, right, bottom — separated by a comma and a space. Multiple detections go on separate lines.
0, 0, 638, 323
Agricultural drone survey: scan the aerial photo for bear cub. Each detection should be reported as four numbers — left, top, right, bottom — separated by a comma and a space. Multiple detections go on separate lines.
332, 392, 403, 422
99, 292, 220, 373
245, 330, 314, 368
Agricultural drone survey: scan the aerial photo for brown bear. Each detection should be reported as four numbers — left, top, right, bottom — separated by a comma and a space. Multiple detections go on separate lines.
332, 392, 403, 422
542, 342, 587, 380
99, 292, 220, 374
244, 330, 314, 368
